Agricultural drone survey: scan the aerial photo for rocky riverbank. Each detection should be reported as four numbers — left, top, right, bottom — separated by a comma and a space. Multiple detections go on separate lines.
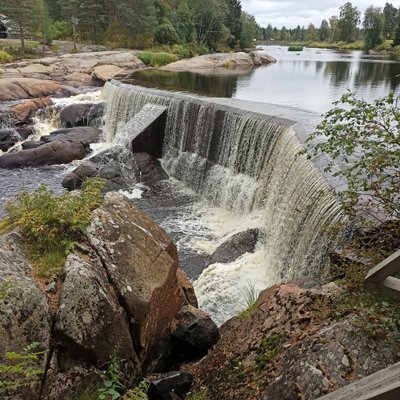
0, 192, 219, 400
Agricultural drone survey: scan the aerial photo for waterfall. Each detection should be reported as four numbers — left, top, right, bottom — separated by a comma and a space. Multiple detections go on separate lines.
102, 81, 346, 324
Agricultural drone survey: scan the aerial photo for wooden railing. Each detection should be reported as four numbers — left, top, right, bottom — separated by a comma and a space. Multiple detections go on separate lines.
317, 361, 400, 399
364, 249, 400, 299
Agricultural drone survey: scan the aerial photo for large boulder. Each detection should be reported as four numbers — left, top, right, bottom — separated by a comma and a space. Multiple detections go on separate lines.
162, 52, 255, 71
209, 228, 260, 264
172, 305, 220, 360
60, 104, 93, 128
0, 139, 91, 168
0, 231, 52, 400
86, 192, 182, 371
0, 78, 63, 101
61, 161, 100, 190
62, 150, 168, 191
11, 97, 54, 124
54, 249, 139, 370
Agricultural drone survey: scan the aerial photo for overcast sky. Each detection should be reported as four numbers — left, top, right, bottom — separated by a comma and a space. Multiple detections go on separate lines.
241, 0, 400, 29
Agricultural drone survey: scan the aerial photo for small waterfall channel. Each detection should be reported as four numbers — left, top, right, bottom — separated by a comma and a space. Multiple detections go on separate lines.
101, 81, 346, 324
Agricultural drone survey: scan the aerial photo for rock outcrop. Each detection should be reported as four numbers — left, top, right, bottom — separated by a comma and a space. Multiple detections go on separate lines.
162, 52, 276, 72
0, 51, 145, 93
0, 192, 216, 400
0, 78, 64, 101
60, 103, 93, 127
0, 232, 52, 400
186, 283, 400, 400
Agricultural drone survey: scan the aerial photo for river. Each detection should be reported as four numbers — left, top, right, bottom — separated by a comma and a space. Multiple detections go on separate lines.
125, 45, 400, 113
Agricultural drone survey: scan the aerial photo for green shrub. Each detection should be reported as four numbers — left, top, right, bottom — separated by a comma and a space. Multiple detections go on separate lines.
0, 177, 105, 277
98, 353, 124, 400
125, 380, 149, 400
0, 343, 45, 392
307, 91, 400, 229
138, 51, 178, 67
288, 45, 303, 51
375, 40, 393, 51
0, 50, 12, 64
154, 23, 179, 46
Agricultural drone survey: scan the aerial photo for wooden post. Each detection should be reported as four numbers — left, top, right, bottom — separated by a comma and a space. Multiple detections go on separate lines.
317, 361, 400, 400
364, 249, 400, 299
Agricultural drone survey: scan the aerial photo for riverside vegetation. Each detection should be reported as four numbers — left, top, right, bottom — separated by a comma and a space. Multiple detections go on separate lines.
0, 177, 105, 277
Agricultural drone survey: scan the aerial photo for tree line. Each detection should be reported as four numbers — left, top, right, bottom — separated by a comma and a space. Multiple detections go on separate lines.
262, 2, 400, 50
0, 0, 263, 53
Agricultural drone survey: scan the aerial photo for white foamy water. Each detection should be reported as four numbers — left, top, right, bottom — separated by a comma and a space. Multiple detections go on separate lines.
52, 90, 102, 108
119, 185, 147, 199
194, 250, 268, 326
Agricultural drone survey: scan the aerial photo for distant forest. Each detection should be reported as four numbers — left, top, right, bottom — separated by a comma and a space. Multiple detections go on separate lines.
1, 1, 399, 53
262, 2, 400, 51
0, 0, 262, 52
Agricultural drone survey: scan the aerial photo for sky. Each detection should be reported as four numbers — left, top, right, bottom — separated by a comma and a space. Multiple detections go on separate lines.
241, 0, 400, 29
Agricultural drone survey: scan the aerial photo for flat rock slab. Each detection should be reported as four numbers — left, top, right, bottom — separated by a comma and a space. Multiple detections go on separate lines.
162, 52, 255, 71
0, 78, 63, 101
92, 64, 126, 81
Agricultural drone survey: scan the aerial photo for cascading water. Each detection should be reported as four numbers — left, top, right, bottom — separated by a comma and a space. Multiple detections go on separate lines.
102, 81, 346, 324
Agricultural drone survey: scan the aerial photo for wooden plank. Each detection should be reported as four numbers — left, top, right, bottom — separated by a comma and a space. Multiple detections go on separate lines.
365, 249, 400, 283
317, 361, 400, 400
365, 277, 400, 299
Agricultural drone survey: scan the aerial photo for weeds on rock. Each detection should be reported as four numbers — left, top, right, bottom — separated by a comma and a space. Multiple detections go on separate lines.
0, 342, 45, 392
255, 332, 286, 371
0, 177, 105, 277
98, 353, 124, 400
98, 352, 149, 400
125, 379, 149, 400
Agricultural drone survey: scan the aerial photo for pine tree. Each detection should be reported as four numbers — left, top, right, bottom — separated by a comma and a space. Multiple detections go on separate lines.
393, 12, 400, 46
225, 0, 242, 48
319, 19, 331, 41
383, 2, 398, 40
0, 0, 41, 53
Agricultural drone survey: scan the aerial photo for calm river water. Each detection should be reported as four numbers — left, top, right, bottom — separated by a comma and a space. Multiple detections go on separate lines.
126, 45, 400, 113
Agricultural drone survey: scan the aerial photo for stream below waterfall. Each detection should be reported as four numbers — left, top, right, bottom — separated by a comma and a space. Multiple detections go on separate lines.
0, 82, 347, 326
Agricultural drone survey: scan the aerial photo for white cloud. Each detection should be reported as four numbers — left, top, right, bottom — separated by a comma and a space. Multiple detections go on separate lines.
241, 0, 400, 28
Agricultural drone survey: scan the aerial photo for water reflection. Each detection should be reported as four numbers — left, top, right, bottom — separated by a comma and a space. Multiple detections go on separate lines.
354, 62, 400, 91
323, 61, 352, 85
119, 46, 400, 113
122, 69, 248, 97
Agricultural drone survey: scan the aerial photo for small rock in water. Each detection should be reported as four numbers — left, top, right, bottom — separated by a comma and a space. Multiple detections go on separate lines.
209, 228, 260, 264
